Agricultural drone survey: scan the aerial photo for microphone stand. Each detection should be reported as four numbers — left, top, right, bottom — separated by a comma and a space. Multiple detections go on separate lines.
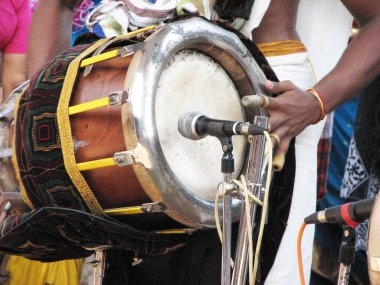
337, 226, 356, 285
93, 247, 108, 285
218, 135, 235, 285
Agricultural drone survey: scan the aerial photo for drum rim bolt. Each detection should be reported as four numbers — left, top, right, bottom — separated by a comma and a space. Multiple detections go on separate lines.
119, 43, 144, 57
108, 90, 129, 106
120, 46, 133, 56
115, 156, 125, 164
109, 94, 119, 105
113, 151, 135, 166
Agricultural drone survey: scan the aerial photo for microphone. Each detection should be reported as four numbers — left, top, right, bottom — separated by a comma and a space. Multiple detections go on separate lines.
304, 197, 375, 229
177, 111, 265, 140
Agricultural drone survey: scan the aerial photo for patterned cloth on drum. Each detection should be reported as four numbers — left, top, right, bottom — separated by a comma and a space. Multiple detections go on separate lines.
0, 207, 187, 261
13, 44, 92, 213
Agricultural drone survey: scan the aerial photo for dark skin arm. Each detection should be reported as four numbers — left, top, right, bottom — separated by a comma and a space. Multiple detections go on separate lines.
264, 0, 380, 160
26, 0, 80, 78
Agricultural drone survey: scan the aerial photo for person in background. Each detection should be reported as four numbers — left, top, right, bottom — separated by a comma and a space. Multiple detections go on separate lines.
27, 0, 100, 78
258, 2, 380, 283
0, 0, 31, 103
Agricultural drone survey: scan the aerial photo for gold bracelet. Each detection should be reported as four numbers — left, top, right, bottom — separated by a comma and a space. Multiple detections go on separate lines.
307, 88, 326, 122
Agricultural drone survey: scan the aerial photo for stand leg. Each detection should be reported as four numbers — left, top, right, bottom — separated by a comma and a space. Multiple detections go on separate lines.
219, 135, 235, 285
338, 263, 351, 285
222, 175, 234, 285
337, 226, 356, 285
231, 184, 261, 285
93, 249, 106, 285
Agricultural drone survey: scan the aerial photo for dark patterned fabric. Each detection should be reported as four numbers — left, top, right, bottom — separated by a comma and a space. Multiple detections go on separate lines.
317, 137, 332, 200
339, 74, 380, 255
214, 0, 255, 20
13, 44, 91, 212
0, 207, 187, 262
311, 76, 379, 285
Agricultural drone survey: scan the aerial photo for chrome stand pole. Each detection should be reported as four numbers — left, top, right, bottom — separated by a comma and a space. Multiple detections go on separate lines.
219, 136, 234, 285
222, 174, 233, 285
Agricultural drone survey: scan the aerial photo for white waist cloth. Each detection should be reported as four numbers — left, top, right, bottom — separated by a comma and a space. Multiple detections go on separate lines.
263, 52, 325, 285
240, 0, 352, 82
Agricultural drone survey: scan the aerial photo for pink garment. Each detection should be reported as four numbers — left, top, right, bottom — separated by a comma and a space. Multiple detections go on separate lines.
0, 0, 31, 54
30, 0, 38, 13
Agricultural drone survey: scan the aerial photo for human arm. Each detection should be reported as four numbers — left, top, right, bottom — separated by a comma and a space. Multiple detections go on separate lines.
263, 0, 380, 160
26, 0, 80, 78
2, 54, 26, 103
1, 0, 30, 101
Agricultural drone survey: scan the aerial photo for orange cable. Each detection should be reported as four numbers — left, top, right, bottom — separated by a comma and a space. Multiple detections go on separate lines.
297, 222, 307, 285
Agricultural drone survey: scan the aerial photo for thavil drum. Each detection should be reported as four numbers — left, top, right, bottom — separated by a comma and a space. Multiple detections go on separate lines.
0, 18, 270, 228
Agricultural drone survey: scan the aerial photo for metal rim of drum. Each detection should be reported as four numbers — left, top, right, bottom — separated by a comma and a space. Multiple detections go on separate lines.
122, 18, 270, 228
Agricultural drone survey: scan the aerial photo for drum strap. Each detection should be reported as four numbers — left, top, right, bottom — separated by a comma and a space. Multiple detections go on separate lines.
57, 38, 110, 215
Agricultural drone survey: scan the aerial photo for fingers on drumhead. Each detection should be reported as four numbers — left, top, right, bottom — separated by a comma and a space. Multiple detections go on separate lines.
265, 80, 295, 94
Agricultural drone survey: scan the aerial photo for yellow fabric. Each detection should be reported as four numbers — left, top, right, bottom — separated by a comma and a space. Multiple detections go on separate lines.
77, 157, 116, 171
257, 40, 307, 57
11, 84, 35, 210
6, 256, 83, 285
69, 97, 110, 115
57, 39, 108, 216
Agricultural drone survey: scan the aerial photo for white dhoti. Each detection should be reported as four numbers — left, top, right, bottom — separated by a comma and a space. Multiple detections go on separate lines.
257, 46, 325, 285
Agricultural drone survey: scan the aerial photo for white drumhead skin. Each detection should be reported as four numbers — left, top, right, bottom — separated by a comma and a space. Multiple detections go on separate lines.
155, 50, 246, 201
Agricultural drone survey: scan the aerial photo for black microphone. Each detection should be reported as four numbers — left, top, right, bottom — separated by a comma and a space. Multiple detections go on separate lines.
178, 111, 265, 140
304, 197, 375, 228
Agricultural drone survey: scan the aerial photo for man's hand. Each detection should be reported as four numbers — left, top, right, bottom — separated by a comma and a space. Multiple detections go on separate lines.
261, 80, 322, 168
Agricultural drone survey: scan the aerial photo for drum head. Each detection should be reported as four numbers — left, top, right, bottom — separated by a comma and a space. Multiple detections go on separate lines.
155, 50, 246, 201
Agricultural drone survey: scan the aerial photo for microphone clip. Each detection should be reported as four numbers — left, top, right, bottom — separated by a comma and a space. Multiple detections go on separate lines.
218, 135, 235, 174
